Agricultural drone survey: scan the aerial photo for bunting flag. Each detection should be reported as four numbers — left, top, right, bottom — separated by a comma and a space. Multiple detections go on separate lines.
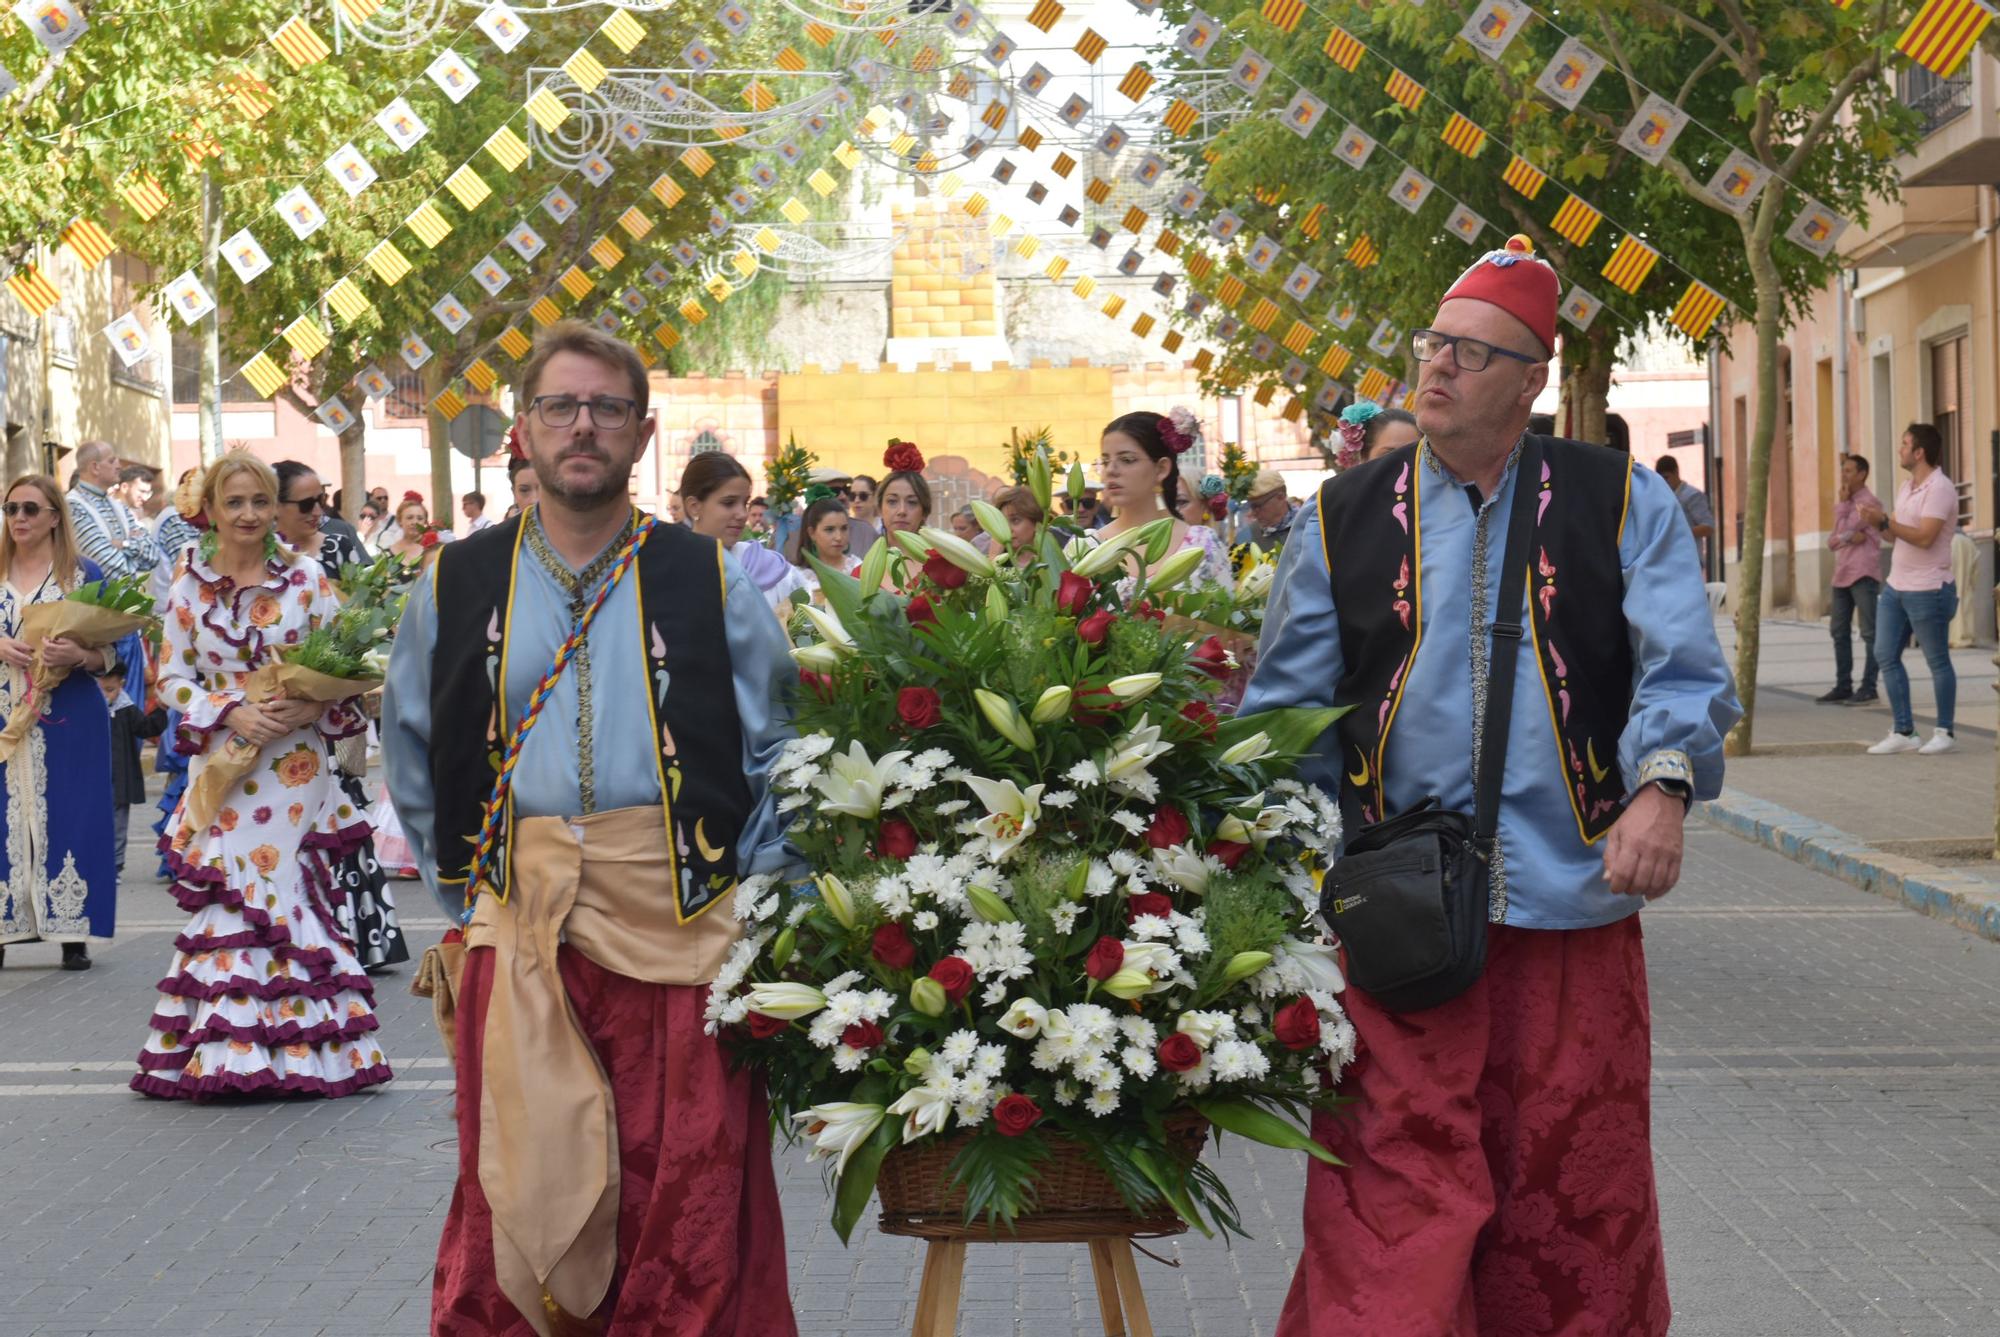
653, 322, 681, 351
1385, 69, 1427, 110
120, 173, 169, 222
1102, 295, 1126, 319
1192, 349, 1214, 372
679, 297, 708, 323
563, 48, 607, 93
1346, 234, 1380, 268
444, 166, 492, 210
1549, 195, 1603, 246
1085, 178, 1111, 204
1073, 275, 1098, 300
1133, 313, 1157, 338
744, 81, 776, 112
432, 388, 468, 421
804, 20, 835, 46
618, 207, 654, 240
1075, 28, 1108, 61
1282, 321, 1314, 354
484, 127, 530, 172
1248, 297, 1279, 331
1162, 330, 1185, 354
1896, 0, 1994, 77
754, 226, 783, 252
1027, 0, 1064, 32
587, 235, 624, 269
326, 277, 370, 324
239, 351, 288, 399
1356, 367, 1392, 401
3, 265, 59, 318
1261, 0, 1306, 32
1045, 256, 1070, 280
808, 167, 838, 197
338, 0, 383, 23
1163, 99, 1198, 135
599, 9, 646, 52
1118, 64, 1155, 100
367, 240, 413, 283
406, 202, 453, 247
651, 173, 686, 207
776, 46, 807, 73
1601, 235, 1660, 293
60, 217, 114, 269
498, 325, 533, 360
779, 195, 810, 225
1502, 155, 1548, 199
282, 314, 329, 358
1324, 25, 1364, 70
1216, 275, 1247, 307
1441, 113, 1488, 157
1318, 344, 1353, 379
223, 71, 278, 121
529, 295, 564, 326
558, 266, 594, 300
680, 146, 716, 176
463, 359, 498, 394
269, 16, 331, 70
1670, 281, 1727, 340
1156, 230, 1182, 255
525, 88, 570, 132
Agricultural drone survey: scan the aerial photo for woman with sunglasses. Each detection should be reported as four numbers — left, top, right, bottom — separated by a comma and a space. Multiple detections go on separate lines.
133, 452, 390, 1099
273, 462, 368, 576
0, 475, 120, 970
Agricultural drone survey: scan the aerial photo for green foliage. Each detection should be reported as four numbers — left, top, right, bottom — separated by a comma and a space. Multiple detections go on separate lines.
765, 434, 814, 510
67, 573, 152, 616
280, 550, 406, 679
948, 1129, 1051, 1232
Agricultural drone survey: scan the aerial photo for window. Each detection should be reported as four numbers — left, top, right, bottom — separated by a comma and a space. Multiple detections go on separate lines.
108, 254, 160, 389
170, 332, 275, 405
385, 370, 428, 419
1929, 333, 1969, 485
690, 428, 724, 453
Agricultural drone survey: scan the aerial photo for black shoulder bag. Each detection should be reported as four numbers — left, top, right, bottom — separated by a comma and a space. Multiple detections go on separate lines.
1318, 437, 1541, 1013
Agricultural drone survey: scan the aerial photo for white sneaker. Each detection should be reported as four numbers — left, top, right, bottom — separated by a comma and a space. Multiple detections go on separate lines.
1867, 730, 1923, 755
1918, 728, 1958, 756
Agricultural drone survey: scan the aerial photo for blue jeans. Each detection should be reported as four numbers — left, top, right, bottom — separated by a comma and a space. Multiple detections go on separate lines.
1876, 582, 1957, 736
1830, 576, 1879, 694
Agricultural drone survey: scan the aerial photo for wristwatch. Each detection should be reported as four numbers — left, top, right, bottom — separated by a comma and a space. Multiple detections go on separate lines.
1648, 777, 1693, 809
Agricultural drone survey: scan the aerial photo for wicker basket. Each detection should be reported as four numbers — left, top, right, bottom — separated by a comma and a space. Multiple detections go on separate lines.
875, 1115, 1209, 1241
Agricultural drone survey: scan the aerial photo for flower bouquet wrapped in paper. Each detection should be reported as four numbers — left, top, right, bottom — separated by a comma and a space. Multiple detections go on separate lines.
181, 552, 407, 835
0, 574, 155, 765
711, 462, 1353, 1242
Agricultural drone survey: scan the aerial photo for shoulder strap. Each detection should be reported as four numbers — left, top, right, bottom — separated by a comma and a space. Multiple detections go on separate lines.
1475, 436, 1542, 843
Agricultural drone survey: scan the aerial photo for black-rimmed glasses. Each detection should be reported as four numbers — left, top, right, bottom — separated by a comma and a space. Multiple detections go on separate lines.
284, 494, 324, 514
1410, 328, 1541, 373
2, 501, 45, 518
528, 394, 639, 429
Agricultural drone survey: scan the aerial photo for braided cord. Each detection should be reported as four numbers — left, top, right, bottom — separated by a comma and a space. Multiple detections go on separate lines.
463, 516, 657, 916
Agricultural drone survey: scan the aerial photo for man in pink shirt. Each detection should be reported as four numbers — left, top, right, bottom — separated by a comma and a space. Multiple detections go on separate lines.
1819, 454, 1882, 704
1855, 423, 1960, 754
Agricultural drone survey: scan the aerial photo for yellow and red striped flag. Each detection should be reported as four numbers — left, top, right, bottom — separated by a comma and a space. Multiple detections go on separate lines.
497, 326, 533, 360
1248, 297, 1280, 331
564, 49, 608, 94
1027, 0, 1064, 32
1283, 320, 1315, 354
525, 89, 570, 133
1118, 64, 1154, 101
754, 227, 783, 253
1217, 275, 1248, 308
1185, 251, 1215, 280
1441, 113, 1487, 158
444, 166, 491, 211
1162, 330, 1185, 354
1133, 313, 1157, 339
1123, 205, 1150, 233
1502, 155, 1548, 200
804, 20, 835, 46
1896, 0, 1994, 78
599, 9, 646, 53
1347, 234, 1380, 268
239, 352, 287, 400
338, 0, 382, 24
1601, 235, 1660, 293
463, 359, 498, 394
653, 323, 681, 352
1262, 0, 1306, 33
1301, 203, 1328, 240
529, 296, 564, 327
558, 267, 595, 301
1045, 256, 1070, 281
680, 297, 709, 324
776, 47, 807, 73
1670, 281, 1727, 340
1073, 276, 1098, 301
619, 207, 653, 240
588, 235, 625, 269
680, 146, 715, 177
1085, 178, 1111, 204
1192, 349, 1214, 373
1319, 344, 1354, 379
4, 265, 59, 318
744, 81, 776, 112
1102, 295, 1126, 319
484, 127, 530, 172
282, 315, 329, 359
432, 388, 468, 422
1017, 126, 1043, 151
223, 71, 276, 121
1075, 28, 1107, 62
325, 278, 370, 325
366, 241, 412, 284
269, 16, 331, 70
1357, 367, 1393, 402
1324, 26, 1364, 71
1155, 230, 1182, 255
651, 174, 685, 208
120, 173, 169, 222
1550, 195, 1603, 246
406, 202, 453, 248
1254, 383, 1276, 405
1163, 99, 1199, 136
1385, 69, 1426, 111
61, 218, 114, 269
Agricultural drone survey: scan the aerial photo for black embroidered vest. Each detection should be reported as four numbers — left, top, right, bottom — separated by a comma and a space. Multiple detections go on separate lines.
1318, 435, 1635, 845
427, 513, 754, 922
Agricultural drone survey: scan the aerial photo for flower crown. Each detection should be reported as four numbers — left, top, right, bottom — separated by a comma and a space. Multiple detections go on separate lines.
1159, 406, 1204, 456
173, 469, 210, 527
402, 490, 425, 505
884, 439, 925, 474
1334, 399, 1383, 469
802, 483, 840, 506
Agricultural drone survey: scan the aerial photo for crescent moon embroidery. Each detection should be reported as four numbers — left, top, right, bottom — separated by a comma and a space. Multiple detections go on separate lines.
1586, 739, 1610, 784
1347, 753, 1372, 788
694, 817, 728, 863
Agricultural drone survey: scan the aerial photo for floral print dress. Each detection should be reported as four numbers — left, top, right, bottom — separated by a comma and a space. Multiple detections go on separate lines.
131, 550, 392, 1100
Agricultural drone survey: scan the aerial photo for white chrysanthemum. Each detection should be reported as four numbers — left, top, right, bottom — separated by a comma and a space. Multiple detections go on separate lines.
1064, 758, 1103, 788
974, 1044, 1008, 1078
941, 1030, 980, 1066
1065, 1003, 1119, 1043
825, 991, 867, 1025
1050, 903, 1081, 935
980, 981, 1008, 1007
1030, 1037, 1066, 1072
786, 901, 813, 927
1209, 1039, 1270, 1082
1053, 1079, 1080, 1106
1041, 789, 1078, 808
955, 1100, 992, 1126
1120, 1045, 1157, 1078
913, 747, 954, 771
1321, 1016, 1358, 1069
1238, 1003, 1264, 1026
1109, 810, 1146, 836
871, 877, 914, 918
1086, 861, 1117, 898
807, 1013, 846, 1049
1084, 1087, 1121, 1117
956, 1072, 993, 1106
1129, 915, 1173, 942
912, 910, 939, 931
1174, 922, 1212, 956
1119, 1017, 1156, 1047
833, 1045, 868, 1073
777, 793, 813, 814
933, 799, 970, 816
1106, 850, 1141, 877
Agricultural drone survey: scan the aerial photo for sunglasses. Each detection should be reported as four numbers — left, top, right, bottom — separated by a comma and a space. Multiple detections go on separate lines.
285, 494, 324, 513
850, 489, 874, 502
3, 501, 45, 517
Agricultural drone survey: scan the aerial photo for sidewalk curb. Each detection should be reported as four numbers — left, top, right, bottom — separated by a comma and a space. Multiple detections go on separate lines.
1697, 790, 2000, 942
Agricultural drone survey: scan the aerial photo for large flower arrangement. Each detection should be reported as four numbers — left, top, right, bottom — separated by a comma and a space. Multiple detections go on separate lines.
765, 434, 815, 511
709, 471, 1352, 1241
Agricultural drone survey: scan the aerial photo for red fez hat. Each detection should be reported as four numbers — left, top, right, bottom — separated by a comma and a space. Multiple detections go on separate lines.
1440, 234, 1558, 356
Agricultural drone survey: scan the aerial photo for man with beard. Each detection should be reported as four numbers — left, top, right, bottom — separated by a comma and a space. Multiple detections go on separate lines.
1246, 237, 1737, 1336
382, 322, 799, 1335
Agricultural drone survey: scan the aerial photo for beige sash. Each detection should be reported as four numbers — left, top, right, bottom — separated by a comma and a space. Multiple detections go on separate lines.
462, 805, 741, 1335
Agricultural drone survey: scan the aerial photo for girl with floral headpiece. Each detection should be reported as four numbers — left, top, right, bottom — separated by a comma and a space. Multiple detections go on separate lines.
1334, 399, 1421, 469
1088, 408, 1232, 593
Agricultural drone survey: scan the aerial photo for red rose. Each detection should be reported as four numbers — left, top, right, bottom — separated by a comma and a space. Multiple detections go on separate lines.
897, 686, 942, 730
1126, 891, 1174, 923
1056, 570, 1094, 616
419, 529, 441, 550
798, 669, 835, 701
1273, 998, 1321, 1052
872, 923, 917, 970
878, 817, 919, 860
1077, 610, 1114, 645
884, 439, 926, 474
1145, 804, 1191, 850
746, 1012, 789, 1039
927, 956, 975, 1003
906, 593, 938, 626
1158, 1033, 1202, 1072
1206, 493, 1228, 519
993, 1093, 1042, 1137
841, 1018, 885, 1051
1190, 635, 1230, 680
1071, 685, 1121, 727
1206, 839, 1252, 870
1180, 700, 1218, 739
1084, 936, 1126, 981
1131, 599, 1166, 624
923, 550, 968, 590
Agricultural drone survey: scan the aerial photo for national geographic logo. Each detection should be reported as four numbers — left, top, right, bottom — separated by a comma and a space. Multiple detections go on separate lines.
1330, 894, 1367, 915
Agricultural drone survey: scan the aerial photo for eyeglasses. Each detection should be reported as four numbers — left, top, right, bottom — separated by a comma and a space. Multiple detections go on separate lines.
1410, 328, 1540, 373
850, 488, 874, 502
2, 501, 45, 518
528, 394, 639, 430
285, 494, 324, 514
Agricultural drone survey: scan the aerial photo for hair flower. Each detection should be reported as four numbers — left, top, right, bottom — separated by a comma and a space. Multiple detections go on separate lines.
1160, 406, 1203, 456
1198, 473, 1226, 498
802, 483, 838, 506
883, 439, 925, 473
402, 489, 424, 505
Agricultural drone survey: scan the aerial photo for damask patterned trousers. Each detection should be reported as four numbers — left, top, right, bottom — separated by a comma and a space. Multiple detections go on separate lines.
1278, 916, 1670, 1337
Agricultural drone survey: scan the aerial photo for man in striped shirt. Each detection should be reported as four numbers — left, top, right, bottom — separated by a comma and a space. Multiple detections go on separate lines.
66, 440, 160, 583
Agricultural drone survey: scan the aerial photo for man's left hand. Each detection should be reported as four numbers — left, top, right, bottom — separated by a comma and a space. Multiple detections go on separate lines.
1602, 784, 1685, 899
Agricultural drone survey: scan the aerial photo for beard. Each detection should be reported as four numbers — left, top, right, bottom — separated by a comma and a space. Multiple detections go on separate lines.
531, 444, 632, 508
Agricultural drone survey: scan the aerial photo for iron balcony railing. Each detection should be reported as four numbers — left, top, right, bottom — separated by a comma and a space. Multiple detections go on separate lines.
1899, 66, 1972, 136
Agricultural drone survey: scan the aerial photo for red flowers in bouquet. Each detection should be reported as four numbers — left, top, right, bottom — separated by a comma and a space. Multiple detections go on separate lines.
928, 956, 975, 1003
1084, 936, 1125, 981
799, 668, 835, 701
747, 1011, 789, 1039
897, 685, 941, 730
877, 817, 918, 860
1157, 1033, 1202, 1072
1206, 839, 1252, 870
883, 439, 925, 473
1273, 998, 1322, 1051
1190, 635, 1231, 680
1076, 610, 1114, 645
906, 592, 938, 626
923, 550, 968, 590
1126, 891, 1174, 923
993, 1093, 1042, 1137
1145, 804, 1190, 850
841, 1018, 885, 1052
872, 923, 917, 970
1056, 570, 1094, 616
1180, 700, 1219, 739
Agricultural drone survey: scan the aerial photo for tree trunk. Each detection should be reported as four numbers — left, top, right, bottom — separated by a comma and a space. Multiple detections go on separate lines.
1559, 324, 1614, 445
1726, 240, 1786, 756
423, 359, 455, 524
199, 170, 224, 464
339, 418, 366, 520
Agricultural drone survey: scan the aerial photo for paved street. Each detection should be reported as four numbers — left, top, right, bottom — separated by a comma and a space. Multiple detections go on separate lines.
4, 810, 1998, 1335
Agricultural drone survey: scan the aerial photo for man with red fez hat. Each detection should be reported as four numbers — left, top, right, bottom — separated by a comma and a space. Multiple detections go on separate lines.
1245, 236, 1738, 1334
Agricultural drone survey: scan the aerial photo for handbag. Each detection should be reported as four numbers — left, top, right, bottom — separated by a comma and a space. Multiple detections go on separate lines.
1320, 438, 1542, 1013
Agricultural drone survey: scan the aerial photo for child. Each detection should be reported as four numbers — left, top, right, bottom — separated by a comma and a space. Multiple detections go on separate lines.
99, 666, 167, 882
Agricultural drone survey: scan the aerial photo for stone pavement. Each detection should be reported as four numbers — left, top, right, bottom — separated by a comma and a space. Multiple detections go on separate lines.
3, 811, 1998, 1335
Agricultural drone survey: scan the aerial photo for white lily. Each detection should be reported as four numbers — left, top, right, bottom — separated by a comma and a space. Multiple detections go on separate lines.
918, 526, 998, 579
1102, 721, 1173, 796
964, 775, 1045, 862
891, 527, 934, 566
1175, 1011, 1233, 1048
1236, 560, 1275, 603
998, 997, 1048, 1038
1143, 545, 1207, 594
1152, 845, 1219, 896
817, 872, 857, 930
1219, 731, 1274, 766
887, 1080, 955, 1142
792, 1102, 886, 1176
798, 603, 856, 654
1031, 685, 1073, 724
1216, 803, 1297, 850
970, 499, 1013, 546
1107, 672, 1163, 702
973, 689, 1036, 751
1069, 528, 1146, 579
812, 740, 912, 819
1276, 936, 1347, 994
745, 981, 828, 1020
791, 643, 842, 673
1121, 940, 1179, 986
